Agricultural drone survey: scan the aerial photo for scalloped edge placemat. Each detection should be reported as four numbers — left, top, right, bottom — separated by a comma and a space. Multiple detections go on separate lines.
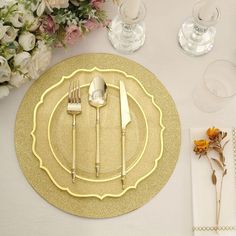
15, 53, 181, 218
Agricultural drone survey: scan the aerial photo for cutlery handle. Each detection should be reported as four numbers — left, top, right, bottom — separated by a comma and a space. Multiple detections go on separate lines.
72, 114, 76, 183
121, 129, 126, 189
96, 108, 100, 177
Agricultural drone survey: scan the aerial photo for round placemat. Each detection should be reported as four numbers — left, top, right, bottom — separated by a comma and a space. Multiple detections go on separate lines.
15, 53, 181, 218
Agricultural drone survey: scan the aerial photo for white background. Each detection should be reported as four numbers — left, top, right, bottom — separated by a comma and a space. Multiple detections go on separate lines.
1, 0, 236, 235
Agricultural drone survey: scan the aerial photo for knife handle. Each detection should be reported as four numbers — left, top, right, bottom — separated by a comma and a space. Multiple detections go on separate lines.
95, 107, 100, 177
121, 129, 126, 189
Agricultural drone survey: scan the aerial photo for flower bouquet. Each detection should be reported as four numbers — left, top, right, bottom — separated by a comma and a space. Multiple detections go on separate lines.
0, 0, 108, 99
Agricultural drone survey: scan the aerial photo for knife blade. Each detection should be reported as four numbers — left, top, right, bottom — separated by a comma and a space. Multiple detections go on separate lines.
119, 80, 131, 189
120, 81, 131, 129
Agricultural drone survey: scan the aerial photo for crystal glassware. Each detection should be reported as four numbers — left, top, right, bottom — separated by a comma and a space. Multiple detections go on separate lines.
193, 60, 236, 112
108, 0, 146, 54
178, 0, 220, 56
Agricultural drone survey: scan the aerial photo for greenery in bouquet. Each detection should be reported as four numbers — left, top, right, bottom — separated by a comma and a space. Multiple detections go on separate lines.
0, 0, 108, 99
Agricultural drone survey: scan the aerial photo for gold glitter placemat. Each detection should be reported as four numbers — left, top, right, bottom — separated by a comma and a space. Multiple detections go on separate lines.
15, 53, 181, 218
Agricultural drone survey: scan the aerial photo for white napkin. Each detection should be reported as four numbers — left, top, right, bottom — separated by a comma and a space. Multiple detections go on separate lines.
190, 128, 236, 236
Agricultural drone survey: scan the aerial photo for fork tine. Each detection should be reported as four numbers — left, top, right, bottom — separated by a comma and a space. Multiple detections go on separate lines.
77, 79, 80, 103
68, 81, 72, 103
73, 80, 76, 103
71, 81, 74, 103
75, 80, 77, 103
68, 80, 81, 104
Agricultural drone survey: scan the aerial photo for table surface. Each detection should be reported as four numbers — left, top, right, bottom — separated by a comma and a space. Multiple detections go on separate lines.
1, 1, 236, 236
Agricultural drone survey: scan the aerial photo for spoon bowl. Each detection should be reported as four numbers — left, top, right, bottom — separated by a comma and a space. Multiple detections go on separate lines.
89, 77, 107, 108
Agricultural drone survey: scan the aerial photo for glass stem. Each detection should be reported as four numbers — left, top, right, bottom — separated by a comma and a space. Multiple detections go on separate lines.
190, 23, 208, 41
122, 23, 135, 38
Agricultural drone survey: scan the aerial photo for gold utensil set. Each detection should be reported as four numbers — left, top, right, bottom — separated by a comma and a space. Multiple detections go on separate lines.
67, 77, 131, 189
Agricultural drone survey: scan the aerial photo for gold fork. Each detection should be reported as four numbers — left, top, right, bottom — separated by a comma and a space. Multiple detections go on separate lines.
67, 80, 81, 183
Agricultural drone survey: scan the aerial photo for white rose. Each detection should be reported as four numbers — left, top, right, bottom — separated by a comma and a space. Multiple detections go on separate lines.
28, 41, 52, 80
28, 18, 40, 32
0, 0, 16, 8
1, 26, 18, 43
14, 52, 31, 74
9, 11, 25, 28
20, 11, 40, 31
0, 85, 10, 99
18, 32, 36, 51
9, 71, 28, 88
48, 0, 69, 9
16, 3, 34, 24
0, 23, 8, 40
0, 56, 11, 83
9, 5, 39, 29
24, 12, 35, 25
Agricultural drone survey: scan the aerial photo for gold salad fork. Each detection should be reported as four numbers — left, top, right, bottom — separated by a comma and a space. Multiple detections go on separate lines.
67, 80, 81, 183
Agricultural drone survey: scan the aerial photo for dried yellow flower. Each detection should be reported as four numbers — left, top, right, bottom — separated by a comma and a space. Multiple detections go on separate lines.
207, 127, 220, 140
194, 139, 209, 154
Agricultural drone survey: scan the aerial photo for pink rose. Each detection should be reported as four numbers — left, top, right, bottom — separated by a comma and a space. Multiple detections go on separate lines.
39, 16, 56, 34
64, 25, 81, 45
84, 20, 99, 31
91, 0, 104, 9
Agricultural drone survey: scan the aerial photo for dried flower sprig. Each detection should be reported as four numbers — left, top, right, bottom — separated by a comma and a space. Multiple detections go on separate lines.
193, 127, 229, 231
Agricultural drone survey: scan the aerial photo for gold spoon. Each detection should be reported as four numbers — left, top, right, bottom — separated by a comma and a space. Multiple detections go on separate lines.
89, 77, 107, 177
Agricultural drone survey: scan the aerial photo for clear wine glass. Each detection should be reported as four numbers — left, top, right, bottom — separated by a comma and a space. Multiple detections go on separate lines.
193, 60, 236, 112
178, 0, 220, 56
108, 0, 146, 54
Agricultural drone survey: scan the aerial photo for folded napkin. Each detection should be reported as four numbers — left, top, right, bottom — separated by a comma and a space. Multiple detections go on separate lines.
190, 128, 236, 236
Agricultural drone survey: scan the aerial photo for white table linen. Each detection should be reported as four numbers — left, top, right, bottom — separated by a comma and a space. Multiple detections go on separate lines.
1, 0, 236, 235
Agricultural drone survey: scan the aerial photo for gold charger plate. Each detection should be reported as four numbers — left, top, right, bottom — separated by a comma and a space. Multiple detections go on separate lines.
15, 53, 181, 218
31, 67, 164, 199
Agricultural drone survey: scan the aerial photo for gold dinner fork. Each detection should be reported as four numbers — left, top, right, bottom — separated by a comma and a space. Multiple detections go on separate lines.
67, 80, 81, 183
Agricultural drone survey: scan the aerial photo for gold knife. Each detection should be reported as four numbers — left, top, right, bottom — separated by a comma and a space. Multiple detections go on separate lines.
119, 81, 131, 189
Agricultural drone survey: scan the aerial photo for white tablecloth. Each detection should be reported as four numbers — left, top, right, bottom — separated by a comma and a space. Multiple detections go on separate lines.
1, 0, 236, 235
